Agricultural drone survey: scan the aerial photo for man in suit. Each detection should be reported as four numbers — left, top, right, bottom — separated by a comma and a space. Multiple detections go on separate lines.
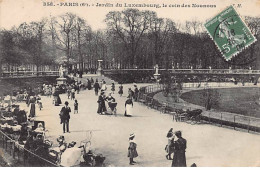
60, 101, 71, 133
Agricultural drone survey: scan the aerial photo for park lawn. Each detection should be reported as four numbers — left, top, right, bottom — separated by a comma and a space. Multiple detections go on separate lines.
181, 87, 260, 118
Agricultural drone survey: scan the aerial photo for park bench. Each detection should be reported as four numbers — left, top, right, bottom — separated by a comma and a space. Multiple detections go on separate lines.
160, 103, 168, 114
138, 94, 147, 105
153, 99, 162, 110
146, 98, 154, 109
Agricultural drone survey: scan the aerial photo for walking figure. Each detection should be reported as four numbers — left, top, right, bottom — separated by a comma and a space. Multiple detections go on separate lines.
71, 88, 75, 100
128, 133, 138, 165
94, 80, 100, 96
60, 101, 71, 133
74, 100, 78, 114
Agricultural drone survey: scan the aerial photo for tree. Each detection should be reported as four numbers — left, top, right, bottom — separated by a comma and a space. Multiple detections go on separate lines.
55, 13, 77, 66
148, 12, 177, 67
202, 87, 221, 110
105, 9, 149, 67
74, 16, 91, 76
16, 19, 48, 74
245, 16, 260, 70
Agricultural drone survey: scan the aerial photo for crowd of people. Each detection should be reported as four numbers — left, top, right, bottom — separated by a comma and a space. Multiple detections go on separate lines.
0, 74, 191, 167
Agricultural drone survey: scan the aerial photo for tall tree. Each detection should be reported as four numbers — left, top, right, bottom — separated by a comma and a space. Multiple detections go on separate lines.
105, 9, 149, 67
55, 13, 77, 66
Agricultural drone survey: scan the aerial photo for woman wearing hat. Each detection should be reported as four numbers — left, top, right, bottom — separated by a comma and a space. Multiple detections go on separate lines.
29, 96, 36, 117
128, 133, 138, 165
171, 131, 187, 167
165, 128, 174, 160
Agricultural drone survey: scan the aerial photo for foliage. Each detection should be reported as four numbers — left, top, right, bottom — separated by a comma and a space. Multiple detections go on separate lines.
1, 10, 260, 70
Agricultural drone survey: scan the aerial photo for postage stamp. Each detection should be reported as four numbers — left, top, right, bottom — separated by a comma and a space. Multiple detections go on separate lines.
204, 5, 257, 61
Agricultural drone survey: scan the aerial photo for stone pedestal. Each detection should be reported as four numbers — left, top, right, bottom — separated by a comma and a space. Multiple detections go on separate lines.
56, 77, 67, 85
97, 60, 103, 76
154, 73, 161, 83
154, 64, 160, 83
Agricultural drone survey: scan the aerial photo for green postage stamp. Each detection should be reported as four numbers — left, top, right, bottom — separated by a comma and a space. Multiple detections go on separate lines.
204, 5, 257, 61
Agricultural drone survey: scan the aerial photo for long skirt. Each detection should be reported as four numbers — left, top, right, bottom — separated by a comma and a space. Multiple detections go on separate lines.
29, 103, 36, 117
125, 104, 133, 116
54, 96, 62, 106
171, 151, 186, 167
166, 138, 174, 154
97, 103, 107, 114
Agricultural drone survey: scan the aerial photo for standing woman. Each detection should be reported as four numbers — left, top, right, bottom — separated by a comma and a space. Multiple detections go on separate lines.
124, 97, 133, 117
53, 89, 62, 106
29, 96, 36, 117
71, 88, 76, 100
97, 92, 106, 114
165, 128, 174, 160
128, 133, 138, 165
171, 131, 187, 167
101, 81, 107, 91
87, 79, 92, 90
118, 84, 123, 97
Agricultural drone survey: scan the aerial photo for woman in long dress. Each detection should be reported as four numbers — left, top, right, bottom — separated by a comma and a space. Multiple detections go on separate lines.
101, 81, 107, 91
29, 96, 36, 117
125, 98, 133, 117
165, 128, 174, 160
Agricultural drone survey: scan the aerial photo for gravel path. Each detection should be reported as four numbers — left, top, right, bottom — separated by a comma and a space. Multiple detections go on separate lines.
18, 77, 260, 167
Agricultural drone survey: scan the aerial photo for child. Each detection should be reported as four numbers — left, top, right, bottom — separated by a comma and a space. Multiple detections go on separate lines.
111, 83, 115, 94
118, 84, 123, 97
71, 88, 75, 100
74, 100, 78, 114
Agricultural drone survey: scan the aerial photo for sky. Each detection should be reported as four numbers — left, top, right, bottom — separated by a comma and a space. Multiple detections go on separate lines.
0, 0, 260, 31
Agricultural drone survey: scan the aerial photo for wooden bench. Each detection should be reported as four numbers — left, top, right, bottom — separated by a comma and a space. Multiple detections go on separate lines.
138, 94, 147, 105
160, 103, 168, 114
147, 98, 154, 109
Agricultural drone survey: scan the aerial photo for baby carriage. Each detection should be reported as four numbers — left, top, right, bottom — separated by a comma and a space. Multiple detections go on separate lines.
107, 102, 117, 116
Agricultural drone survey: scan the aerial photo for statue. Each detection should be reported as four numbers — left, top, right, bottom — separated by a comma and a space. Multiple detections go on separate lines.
59, 65, 64, 78
154, 64, 159, 75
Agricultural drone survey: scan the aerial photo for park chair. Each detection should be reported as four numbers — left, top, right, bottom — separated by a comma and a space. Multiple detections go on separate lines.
139, 94, 147, 105
160, 103, 168, 114
153, 99, 161, 110
147, 98, 154, 109
175, 110, 187, 122
169, 111, 177, 121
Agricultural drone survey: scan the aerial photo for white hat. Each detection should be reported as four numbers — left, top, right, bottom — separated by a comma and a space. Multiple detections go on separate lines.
129, 133, 135, 138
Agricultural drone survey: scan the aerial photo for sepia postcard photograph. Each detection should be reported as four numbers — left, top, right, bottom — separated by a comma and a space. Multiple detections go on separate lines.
0, 0, 259, 167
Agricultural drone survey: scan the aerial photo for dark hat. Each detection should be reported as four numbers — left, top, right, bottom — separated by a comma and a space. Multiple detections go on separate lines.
65, 101, 69, 105
175, 131, 182, 138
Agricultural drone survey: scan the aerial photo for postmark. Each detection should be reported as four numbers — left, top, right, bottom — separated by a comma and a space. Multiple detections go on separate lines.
204, 5, 257, 61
